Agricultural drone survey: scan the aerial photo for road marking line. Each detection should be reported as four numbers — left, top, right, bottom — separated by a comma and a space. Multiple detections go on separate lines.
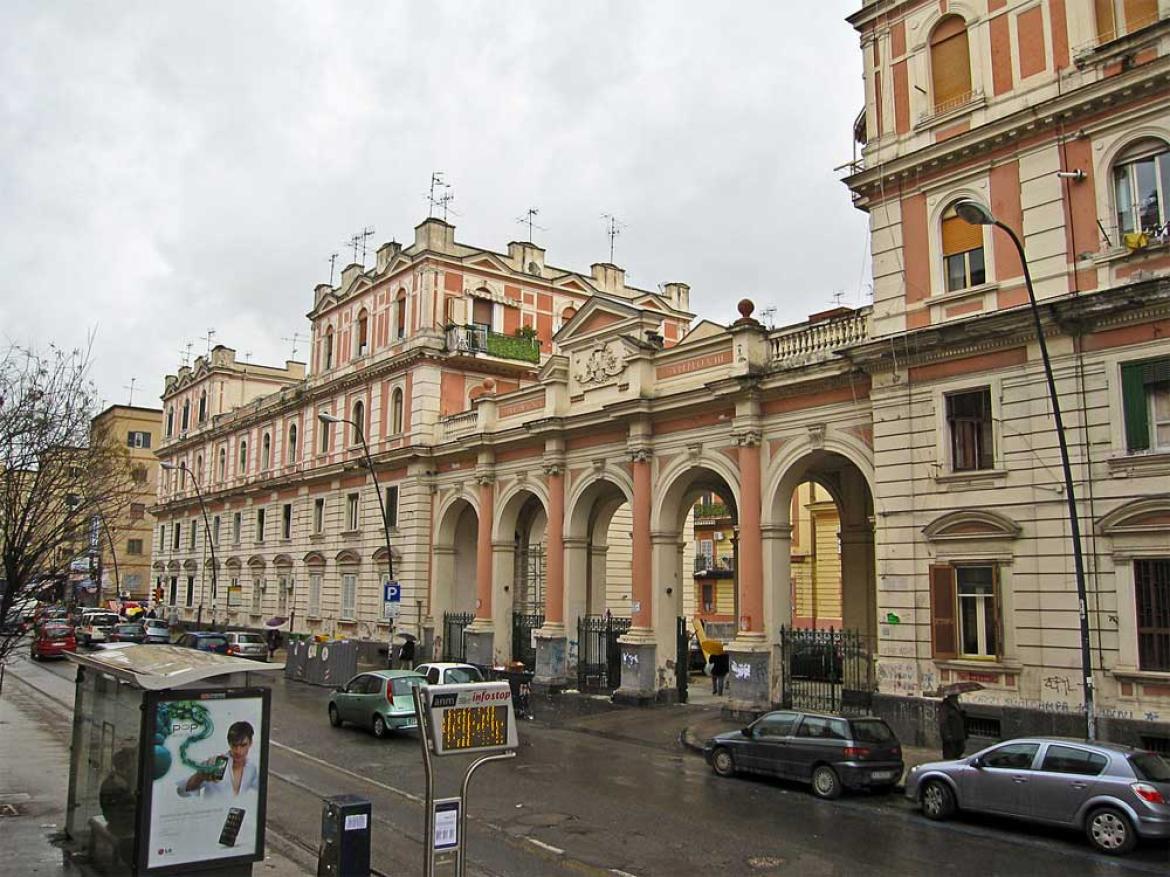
526, 838, 564, 855
269, 739, 424, 804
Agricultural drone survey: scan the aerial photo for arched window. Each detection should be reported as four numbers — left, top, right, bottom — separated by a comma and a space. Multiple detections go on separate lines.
218, 447, 227, 481
166, 407, 174, 437
395, 291, 407, 340
198, 390, 207, 422
195, 454, 202, 477
319, 416, 331, 454
1095, 0, 1158, 43
181, 400, 190, 432
352, 400, 365, 445
261, 432, 271, 470
356, 309, 369, 357
238, 440, 248, 474
324, 327, 334, 370
288, 422, 298, 463
942, 202, 986, 292
929, 15, 972, 112
1113, 139, 1169, 238
392, 388, 404, 434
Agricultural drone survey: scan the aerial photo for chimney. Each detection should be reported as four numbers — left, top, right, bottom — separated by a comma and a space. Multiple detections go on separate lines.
414, 217, 456, 254
590, 262, 626, 295
340, 262, 363, 290
662, 282, 690, 312
375, 241, 402, 273
507, 241, 546, 276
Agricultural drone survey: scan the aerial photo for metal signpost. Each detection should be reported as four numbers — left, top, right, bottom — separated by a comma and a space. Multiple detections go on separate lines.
383, 579, 401, 621
412, 682, 518, 876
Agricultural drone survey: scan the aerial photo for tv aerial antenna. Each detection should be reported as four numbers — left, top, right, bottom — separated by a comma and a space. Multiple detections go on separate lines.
758, 306, 777, 329
177, 342, 193, 367
281, 332, 304, 360
427, 171, 457, 220
327, 252, 339, 285
200, 328, 216, 356
516, 208, 546, 243
601, 213, 625, 263
124, 377, 137, 406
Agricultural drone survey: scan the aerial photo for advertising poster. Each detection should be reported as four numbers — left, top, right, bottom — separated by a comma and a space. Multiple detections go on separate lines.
140, 689, 268, 872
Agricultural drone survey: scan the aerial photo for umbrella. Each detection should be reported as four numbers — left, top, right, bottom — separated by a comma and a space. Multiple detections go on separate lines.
264, 616, 289, 630
393, 631, 418, 642
935, 681, 984, 697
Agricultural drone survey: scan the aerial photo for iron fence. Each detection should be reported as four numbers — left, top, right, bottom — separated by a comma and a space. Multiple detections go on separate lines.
779, 626, 875, 715
577, 614, 630, 693
512, 611, 544, 669
442, 611, 475, 662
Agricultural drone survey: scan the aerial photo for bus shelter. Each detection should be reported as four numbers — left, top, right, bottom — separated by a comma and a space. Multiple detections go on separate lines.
65, 645, 283, 876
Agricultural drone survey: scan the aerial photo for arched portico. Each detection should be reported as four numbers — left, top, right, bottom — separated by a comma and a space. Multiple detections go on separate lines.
431, 491, 481, 661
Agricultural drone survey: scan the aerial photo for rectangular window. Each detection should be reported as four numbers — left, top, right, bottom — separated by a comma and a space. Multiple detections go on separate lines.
341, 573, 357, 620
172, 523, 181, 551
346, 493, 359, 531
130, 502, 146, 521
127, 430, 152, 449
1135, 558, 1170, 672
188, 521, 197, 550
159, 524, 166, 550
256, 508, 266, 543
277, 575, 288, 614
123, 573, 141, 593
185, 576, 195, 607
946, 387, 994, 471
282, 503, 293, 540
313, 498, 325, 534
942, 213, 985, 292
232, 512, 242, 545
228, 577, 241, 607
127, 539, 144, 555
251, 578, 262, 613
212, 515, 221, 547
930, 563, 1001, 660
308, 572, 322, 616
319, 419, 331, 454
384, 485, 399, 528
1121, 357, 1170, 453
1096, 0, 1159, 44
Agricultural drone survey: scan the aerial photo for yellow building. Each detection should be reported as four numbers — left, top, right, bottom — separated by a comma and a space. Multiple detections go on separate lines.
789, 482, 842, 630
91, 405, 162, 601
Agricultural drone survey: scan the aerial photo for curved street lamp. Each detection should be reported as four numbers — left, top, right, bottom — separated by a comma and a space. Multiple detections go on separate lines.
318, 411, 395, 586
161, 460, 218, 624
954, 198, 1096, 740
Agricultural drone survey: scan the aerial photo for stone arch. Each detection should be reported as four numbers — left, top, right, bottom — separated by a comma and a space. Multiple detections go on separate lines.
564, 467, 636, 624
335, 549, 361, 565
302, 551, 326, 566
432, 493, 480, 621
1097, 495, 1170, 536
924, 509, 1022, 542
434, 489, 481, 547
272, 553, 294, 568
650, 452, 742, 533
246, 555, 266, 570
493, 480, 550, 543
182, 559, 198, 573
566, 467, 633, 540
763, 431, 875, 526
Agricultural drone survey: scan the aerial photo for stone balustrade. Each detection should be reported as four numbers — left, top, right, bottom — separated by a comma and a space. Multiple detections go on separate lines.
768, 308, 871, 365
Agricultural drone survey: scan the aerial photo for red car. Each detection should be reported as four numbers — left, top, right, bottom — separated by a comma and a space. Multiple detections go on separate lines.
31, 622, 76, 660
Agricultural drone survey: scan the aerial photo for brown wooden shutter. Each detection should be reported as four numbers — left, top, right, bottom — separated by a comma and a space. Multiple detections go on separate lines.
1124, 0, 1158, 34
930, 19, 972, 109
992, 565, 1004, 661
1095, 0, 1117, 42
941, 213, 983, 256
930, 565, 958, 660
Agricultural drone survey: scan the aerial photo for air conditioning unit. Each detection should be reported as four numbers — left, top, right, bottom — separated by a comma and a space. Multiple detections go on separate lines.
714, 532, 726, 542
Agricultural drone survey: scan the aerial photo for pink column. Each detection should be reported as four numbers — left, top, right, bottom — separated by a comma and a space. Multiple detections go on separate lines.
545, 466, 565, 625
631, 451, 652, 630
475, 479, 494, 620
738, 437, 764, 633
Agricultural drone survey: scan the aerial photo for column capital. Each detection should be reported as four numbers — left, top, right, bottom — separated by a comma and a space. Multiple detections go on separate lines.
542, 456, 566, 478
474, 468, 496, 486
734, 430, 762, 448
628, 446, 653, 464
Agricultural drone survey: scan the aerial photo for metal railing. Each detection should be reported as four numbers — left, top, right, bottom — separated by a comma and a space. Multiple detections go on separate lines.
442, 611, 475, 662
577, 614, 631, 693
693, 555, 735, 575
445, 325, 540, 363
779, 626, 875, 715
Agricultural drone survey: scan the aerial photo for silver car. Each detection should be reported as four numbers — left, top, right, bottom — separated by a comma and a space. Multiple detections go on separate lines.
906, 737, 1170, 855
141, 618, 170, 644
223, 631, 269, 661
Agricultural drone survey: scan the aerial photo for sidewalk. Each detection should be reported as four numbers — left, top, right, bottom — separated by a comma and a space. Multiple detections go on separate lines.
0, 666, 313, 876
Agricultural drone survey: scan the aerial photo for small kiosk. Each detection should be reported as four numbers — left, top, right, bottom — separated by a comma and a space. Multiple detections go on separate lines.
65, 645, 283, 876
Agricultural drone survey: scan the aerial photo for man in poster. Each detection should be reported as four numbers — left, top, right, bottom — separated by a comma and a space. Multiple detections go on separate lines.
178, 721, 259, 800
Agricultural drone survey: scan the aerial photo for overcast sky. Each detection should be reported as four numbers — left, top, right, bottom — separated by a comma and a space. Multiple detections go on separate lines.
0, 1, 869, 409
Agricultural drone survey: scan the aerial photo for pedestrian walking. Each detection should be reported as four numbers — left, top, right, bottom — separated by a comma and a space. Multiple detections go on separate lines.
711, 651, 730, 696
266, 628, 281, 661
938, 693, 967, 759
399, 636, 416, 670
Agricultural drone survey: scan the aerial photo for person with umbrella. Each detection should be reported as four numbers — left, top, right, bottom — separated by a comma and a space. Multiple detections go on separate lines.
936, 682, 980, 759
398, 634, 416, 669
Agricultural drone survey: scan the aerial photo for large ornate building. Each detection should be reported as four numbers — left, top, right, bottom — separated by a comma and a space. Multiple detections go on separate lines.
154, 0, 1170, 745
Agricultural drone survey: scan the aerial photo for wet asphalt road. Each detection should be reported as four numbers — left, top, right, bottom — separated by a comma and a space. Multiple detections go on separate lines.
9, 655, 1170, 876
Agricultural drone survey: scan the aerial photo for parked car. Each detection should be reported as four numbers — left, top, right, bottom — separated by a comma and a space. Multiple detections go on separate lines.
109, 623, 146, 643
224, 631, 268, 661
906, 737, 1170, 855
704, 709, 904, 799
30, 622, 76, 660
175, 632, 230, 654
328, 670, 427, 738
413, 662, 485, 686
77, 611, 122, 645
141, 618, 170, 644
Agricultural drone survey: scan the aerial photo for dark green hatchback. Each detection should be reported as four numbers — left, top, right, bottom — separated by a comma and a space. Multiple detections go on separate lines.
328, 670, 426, 738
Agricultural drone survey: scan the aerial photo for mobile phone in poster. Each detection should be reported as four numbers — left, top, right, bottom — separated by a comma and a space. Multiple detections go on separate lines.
140, 689, 268, 871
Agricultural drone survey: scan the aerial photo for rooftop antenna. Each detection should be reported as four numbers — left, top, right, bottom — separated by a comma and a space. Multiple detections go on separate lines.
200, 328, 216, 356
281, 332, 303, 360
123, 377, 137, 406
346, 233, 362, 264
242, 351, 253, 365
328, 252, 339, 285
427, 171, 449, 218
601, 214, 625, 263
758, 306, 777, 329
438, 189, 456, 222
178, 342, 193, 367
359, 226, 375, 264
832, 290, 845, 307
516, 208, 546, 243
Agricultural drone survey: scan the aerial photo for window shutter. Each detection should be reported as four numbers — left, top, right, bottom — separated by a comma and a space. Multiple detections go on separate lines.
1124, 0, 1158, 33
992, 565, 1004, 661
942, 214, 983, 256
930, 23, 972, 109
1121, 362, 1150, 451
930, 565, 958, 659
1095, 0, 1117, 41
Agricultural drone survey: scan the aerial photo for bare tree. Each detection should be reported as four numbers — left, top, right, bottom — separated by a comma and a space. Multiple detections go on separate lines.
1, 341, 136, 668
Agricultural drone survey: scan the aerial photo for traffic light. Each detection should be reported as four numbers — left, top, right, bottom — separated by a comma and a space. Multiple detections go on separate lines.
154, 586, 164, 603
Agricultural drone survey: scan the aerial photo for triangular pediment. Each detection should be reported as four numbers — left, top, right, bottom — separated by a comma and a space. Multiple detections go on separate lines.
554, 276, 591, 293
678, 320, 728, 346
554, 295, 659, 349
467, 252, 510, 273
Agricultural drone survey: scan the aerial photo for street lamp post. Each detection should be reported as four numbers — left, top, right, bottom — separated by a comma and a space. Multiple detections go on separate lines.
161, 460, 218, 626
954, 198, 1096, 740
318, 411, 395, 613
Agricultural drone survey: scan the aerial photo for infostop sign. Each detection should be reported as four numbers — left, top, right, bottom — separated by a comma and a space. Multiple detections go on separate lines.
423, 682, 518, 756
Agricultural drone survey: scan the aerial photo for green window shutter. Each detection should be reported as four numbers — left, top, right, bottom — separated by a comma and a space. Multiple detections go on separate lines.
1121, 362, 1149, 452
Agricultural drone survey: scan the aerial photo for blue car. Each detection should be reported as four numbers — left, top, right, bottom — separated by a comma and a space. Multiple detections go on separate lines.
176, 631, 230, 654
